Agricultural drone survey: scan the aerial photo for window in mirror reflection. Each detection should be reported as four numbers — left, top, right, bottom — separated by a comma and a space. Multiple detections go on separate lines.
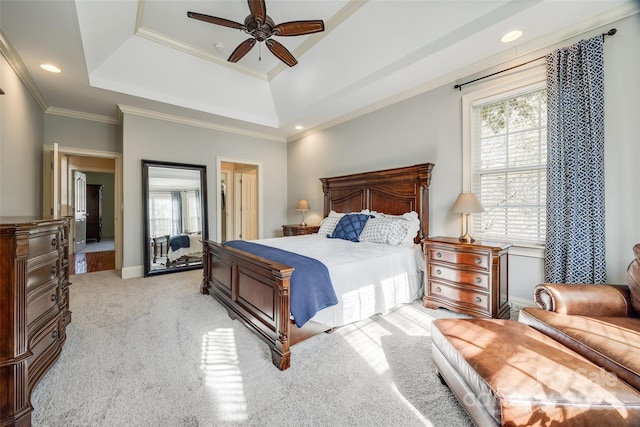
144, 162, 207, 276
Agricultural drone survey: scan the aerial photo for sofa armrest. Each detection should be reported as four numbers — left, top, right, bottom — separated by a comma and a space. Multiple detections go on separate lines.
534, 283, 635, 316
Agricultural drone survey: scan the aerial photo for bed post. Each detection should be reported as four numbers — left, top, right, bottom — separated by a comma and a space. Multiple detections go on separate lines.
272, 270, 292, 370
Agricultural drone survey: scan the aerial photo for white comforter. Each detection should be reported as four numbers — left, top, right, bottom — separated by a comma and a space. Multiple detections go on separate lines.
255, 234, 425, 328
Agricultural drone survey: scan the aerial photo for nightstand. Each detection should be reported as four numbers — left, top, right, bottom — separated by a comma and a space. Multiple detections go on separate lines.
282, 224, 320, 236
423, 236, 511, 319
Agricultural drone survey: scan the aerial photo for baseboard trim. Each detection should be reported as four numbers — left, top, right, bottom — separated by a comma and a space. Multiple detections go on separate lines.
510, 296, 537, 312
121, 266, 143, 279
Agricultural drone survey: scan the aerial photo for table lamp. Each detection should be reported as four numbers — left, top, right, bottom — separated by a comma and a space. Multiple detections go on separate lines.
296, 199, 310, 227
451, 192, 485, 243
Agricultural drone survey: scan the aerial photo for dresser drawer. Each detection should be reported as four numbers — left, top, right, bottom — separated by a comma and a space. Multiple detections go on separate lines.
428, 281, 489, 313
429, 265, 489, 289
428, 247, 489, 270
27, 258, 59, 292
28, 230, 60, 261
27, 315, 60, 367
27, 281, 59, 329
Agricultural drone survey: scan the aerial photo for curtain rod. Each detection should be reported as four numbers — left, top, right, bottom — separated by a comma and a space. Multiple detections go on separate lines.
454, 28, 617, 91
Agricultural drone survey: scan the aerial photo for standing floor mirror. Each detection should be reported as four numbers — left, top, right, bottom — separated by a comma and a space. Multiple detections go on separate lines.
142, 160, 208, 277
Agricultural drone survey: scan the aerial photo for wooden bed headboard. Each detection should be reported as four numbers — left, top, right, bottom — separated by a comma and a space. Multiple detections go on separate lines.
319, 163, 435, 240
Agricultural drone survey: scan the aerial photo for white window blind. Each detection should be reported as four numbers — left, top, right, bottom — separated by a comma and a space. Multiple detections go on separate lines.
471, 87, 547, 246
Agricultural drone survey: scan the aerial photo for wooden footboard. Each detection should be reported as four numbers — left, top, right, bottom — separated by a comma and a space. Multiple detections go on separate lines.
201, 239, 327, 370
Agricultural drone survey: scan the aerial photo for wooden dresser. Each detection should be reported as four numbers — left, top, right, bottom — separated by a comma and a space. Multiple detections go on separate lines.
281, 224, 320, 236
0, 217, 71, 426
423, 236, 511, 319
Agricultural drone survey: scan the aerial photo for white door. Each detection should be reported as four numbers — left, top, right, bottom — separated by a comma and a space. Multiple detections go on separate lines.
74, 171, 87, 252
241, 170, 258, 240
233, 169, 258, 240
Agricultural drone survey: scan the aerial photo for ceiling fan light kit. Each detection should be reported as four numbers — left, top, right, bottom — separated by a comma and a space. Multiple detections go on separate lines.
187, 0, 324, 67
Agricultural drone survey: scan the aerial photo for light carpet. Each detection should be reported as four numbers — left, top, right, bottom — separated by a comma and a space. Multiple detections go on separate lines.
31, 269, 473, 427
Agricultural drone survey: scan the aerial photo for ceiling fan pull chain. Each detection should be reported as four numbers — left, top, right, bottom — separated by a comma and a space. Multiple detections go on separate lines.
259, 42, 262, 62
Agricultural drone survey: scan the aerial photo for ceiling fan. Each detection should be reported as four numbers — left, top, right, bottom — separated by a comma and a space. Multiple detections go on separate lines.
187, 0, 325, 67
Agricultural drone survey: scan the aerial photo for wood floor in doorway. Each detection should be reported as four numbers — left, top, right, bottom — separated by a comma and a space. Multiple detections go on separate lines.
70, 251, 115, 275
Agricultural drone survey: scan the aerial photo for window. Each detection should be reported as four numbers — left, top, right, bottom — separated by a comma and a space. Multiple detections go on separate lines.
464, 76, 547, 247
148, 192, 173, 237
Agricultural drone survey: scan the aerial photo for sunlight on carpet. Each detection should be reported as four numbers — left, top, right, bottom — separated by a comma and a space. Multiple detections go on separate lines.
201, 328, 247, 422
337, 305, 442, 426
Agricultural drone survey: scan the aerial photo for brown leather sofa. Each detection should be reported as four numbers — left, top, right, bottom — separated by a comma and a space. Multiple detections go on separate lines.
431, 244, 640, 426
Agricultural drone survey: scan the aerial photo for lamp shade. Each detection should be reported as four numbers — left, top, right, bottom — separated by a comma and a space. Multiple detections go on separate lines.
296, 199, 310, 211
451, 193, 485, 214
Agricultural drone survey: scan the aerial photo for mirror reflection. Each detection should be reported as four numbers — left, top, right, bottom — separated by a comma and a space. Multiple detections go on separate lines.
142, 160, 208, 277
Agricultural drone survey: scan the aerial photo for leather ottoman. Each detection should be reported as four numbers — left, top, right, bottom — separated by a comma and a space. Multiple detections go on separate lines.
431, 318, 640, 426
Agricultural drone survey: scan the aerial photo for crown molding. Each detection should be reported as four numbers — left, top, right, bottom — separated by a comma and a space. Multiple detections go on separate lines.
118, 104, 286, 143
45, 107, 121, 125
287, 2, 639, 143
0, 28, 49, 112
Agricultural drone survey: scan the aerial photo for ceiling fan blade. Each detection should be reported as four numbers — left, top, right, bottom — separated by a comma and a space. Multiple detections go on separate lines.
187, 12, 245, 30
247, 0, 267, 24
273, 20, 325, 36
228, 38, 257, 63
265, 39, 297, 67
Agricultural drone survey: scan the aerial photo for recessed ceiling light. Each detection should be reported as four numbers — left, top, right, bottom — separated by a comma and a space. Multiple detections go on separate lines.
295, 125, 304, 130
501, 30, 523, 43
40, 64, 62, 73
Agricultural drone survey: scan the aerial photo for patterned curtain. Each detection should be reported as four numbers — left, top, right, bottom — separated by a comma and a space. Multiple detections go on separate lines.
545, 35, 606, 283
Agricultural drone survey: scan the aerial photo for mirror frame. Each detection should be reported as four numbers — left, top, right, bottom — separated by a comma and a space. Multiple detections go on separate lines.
142, 160, 208, 277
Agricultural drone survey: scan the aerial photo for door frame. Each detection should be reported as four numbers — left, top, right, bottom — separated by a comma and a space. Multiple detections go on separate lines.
44, 144, 123, 272
216, 157, 263, 242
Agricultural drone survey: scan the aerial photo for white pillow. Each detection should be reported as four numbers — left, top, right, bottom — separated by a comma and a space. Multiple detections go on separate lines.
358, 217, 390, 243
359, 211, 420, 245
318, 211, 344, 237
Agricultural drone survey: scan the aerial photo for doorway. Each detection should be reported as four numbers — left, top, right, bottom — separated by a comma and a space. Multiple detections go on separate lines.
218, 159, 262, 242
43, 144, 122, 274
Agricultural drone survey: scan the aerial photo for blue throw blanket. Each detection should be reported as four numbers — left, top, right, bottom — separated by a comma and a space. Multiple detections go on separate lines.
224, 240, 338, 327
170, 235, 190, 251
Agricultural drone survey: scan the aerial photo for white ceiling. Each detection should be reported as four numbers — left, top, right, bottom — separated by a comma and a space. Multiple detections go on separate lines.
1, 1, 636, 141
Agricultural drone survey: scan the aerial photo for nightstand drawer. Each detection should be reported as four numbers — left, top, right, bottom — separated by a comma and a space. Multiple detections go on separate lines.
429, 265, 489, 289
428, 281, 489, 313
428, 247, 489, 270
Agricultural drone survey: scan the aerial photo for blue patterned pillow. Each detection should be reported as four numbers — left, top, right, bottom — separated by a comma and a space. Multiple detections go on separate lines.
329, 214, 371, 242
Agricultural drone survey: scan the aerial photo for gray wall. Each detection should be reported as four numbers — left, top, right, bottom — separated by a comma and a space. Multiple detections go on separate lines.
45, 114, 122, 153
121, 114, 288, 277
287, 16, 640, 302
0, 53, 44, 216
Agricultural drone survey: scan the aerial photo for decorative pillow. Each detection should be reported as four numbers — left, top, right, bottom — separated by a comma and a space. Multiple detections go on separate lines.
329, 214, 371, 242
359, 211, 420, 245
359, 216, 390, 244
317, 211, 344, 237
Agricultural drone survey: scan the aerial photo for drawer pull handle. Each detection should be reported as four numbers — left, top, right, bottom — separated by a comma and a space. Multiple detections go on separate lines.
474, 297, 482, 303
435, 269, 442, 275
475, 277, 482, 284
51, 294, 58, 302
436, 287, 441, 293
51, 238, 57, 247
51, 330, 58, 339
474, 258, 482, 265
51, 266, 57, 276
435, 252, 442, 258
